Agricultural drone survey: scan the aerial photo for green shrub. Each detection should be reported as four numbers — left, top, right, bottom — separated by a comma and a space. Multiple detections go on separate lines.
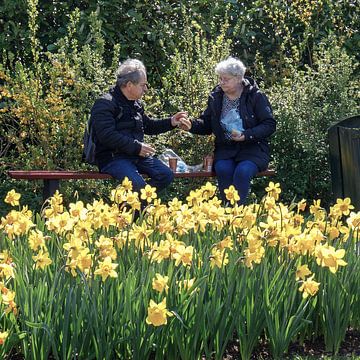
267, 38, 359, 206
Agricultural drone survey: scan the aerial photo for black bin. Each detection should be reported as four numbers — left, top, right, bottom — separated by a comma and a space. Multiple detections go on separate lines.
328, 115, 360, 210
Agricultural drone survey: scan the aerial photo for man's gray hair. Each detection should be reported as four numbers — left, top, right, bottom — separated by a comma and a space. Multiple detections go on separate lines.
116, 59, 146, 87
215, 56, 246, 78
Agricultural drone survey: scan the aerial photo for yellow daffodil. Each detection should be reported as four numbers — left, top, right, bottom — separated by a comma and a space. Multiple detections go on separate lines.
265, 182, 281, 200
218, 236, 233, 250
178, 278, 196, 292
224, 185, 240, 205
309, 199, 322, 217
172, 245, 194, 267
334, 198, 354, 216
346, 211, 360, 229
140, 184, 157, 203
0, 263, 15, 280
315, 245, 347, 273
121, 176, 133, 191
210, 248, 229, 269
150, 239, 171, 263
129, 222, 153, 249
201, 182, 217, 200
69, 201, 88, 220
4, 189, 21, 206
152, 273, 169, 293
298, 275, 320, 298
95, 235, 117, 260
297, 199, 307, 212
296, 264, 312, 280
76, 248, 93, 274
0, 331, 9, 345
28, 229, 46, 251
146, 298, 173, 326
32, 249, 53, 270
94, 256, 118, 281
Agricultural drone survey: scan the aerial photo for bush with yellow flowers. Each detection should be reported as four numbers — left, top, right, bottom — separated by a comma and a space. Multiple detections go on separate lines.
0, 181, 359, 359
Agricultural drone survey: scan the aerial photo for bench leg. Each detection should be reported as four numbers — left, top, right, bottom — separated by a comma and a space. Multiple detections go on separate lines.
43, 179, 60, 202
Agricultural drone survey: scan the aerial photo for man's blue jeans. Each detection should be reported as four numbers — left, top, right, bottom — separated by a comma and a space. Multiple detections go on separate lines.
214, 159, 259, 205
100, 157, 174, 193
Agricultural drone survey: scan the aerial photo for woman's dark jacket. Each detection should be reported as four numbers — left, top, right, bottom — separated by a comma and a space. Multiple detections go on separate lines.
190, 77, 276, 171
91, 85, 174, 169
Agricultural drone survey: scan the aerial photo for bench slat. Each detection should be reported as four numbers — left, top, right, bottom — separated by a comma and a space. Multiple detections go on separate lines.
8, 169, 275, 180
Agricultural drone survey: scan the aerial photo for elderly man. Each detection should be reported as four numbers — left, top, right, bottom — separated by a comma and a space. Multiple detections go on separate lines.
91, 58, 190, 193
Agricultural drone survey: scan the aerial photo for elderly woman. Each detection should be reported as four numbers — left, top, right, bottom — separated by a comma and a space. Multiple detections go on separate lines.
188, 56, 276, 205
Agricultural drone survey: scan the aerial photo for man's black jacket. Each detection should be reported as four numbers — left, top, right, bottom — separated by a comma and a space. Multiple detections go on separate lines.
91, 85, 174, 169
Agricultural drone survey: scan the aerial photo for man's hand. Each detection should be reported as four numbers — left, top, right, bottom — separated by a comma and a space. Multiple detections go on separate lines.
139, 143, 156, 157
171, 111, 192, 130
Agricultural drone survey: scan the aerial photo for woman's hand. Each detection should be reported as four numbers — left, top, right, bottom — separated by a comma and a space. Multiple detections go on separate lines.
171, 112, 192, 131
231, 131, 245, 142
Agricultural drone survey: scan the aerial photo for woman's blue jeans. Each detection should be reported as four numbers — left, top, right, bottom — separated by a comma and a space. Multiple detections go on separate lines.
214, 159, 259, 205
100, 157, 174, 193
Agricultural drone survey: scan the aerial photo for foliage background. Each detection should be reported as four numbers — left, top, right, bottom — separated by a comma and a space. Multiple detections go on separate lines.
0, 0, 359, 214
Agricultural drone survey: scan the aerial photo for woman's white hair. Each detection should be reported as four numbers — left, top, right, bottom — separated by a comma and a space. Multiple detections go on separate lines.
215, 56, 246, 78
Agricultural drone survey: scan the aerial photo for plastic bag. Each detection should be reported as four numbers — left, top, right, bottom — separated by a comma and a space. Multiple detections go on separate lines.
220, 109, 244, 139
158, 148, 203, 173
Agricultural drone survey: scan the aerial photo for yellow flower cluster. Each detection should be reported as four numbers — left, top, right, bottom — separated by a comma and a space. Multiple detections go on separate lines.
1, 183, 358, 329
0, 251, 17, 345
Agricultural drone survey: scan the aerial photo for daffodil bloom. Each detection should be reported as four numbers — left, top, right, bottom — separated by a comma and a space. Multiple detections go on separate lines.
327, 226, 340, 241
1, 288, 17, 314
334, 197, 354, 216
297, 199, 307, 212
121, 176, 133, 191
224, 185, 240, 205
28, 229, 46, 251
95, 235, 117, 260
76, 248, 93, 274
201, 182, 217, 200
94, 256, 118, 281
346, 211, 360, 229
178, 278, 196, 292
0, 263, 15, 280
298, 275, 320, 298
315, 245, 347, 273
0, 331, 8, 345
124, 191, 141, 210
172, 245, 194, 267
0, 251, 12, 265
210, 248, 229, 269
32, 249, 53, 270
4, 189, 21, 206
309, 199, 322, 217
129, 222, 153, 249
140, 184, 157, 203
296, 264, 312, 280
152, 273, 169, 293
150, 240, 171, 263
146, 298, 173, 326
69, 201, 88, 220
265, 182, 281, 200
218, 236, 233, 250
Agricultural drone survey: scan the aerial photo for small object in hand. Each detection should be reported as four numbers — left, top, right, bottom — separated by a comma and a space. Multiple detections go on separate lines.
203, 155, 214, 172
168, 157, 178, 172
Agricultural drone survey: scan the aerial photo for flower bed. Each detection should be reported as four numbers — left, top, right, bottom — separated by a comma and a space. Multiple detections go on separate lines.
0, 181, 359, 359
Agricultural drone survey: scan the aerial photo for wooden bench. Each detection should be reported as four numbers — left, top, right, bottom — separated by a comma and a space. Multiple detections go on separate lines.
8, 169, 276, 202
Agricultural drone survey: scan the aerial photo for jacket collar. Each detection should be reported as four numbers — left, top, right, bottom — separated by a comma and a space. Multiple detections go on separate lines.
111, 85, 136, 106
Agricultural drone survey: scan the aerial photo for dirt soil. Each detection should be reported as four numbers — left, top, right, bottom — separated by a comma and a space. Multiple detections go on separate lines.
222, 329, 360, 359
